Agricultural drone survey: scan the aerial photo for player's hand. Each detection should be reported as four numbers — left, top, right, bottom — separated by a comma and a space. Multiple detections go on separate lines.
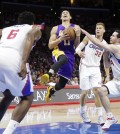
78, 51, 85, 58
59, 32, 70, 41
18, 62, 28, 80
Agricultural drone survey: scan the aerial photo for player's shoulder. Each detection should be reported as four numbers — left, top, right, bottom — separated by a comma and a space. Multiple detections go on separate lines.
102, 39, 107, 44
51, 25, 58, 33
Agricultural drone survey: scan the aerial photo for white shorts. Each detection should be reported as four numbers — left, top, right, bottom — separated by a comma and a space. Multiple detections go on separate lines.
0, 48, 33, 96
79, 64, 102, 90
104, 78, 120, 97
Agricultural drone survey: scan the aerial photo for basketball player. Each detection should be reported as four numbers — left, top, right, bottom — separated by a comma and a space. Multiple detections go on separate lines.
40, 10, 80, 102
76, 23, 109, 125
0, 11, 41, 134
80, 28, 119, 130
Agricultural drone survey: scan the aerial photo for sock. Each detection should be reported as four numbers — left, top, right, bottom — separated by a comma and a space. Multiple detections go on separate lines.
80, 105, 86, 113
106, 112, 114, 118
48, 72, 52, 77
48, 69, 54, 77
97, 107, 103, 117
50, 88, 56, 94
3, 120, 19, 134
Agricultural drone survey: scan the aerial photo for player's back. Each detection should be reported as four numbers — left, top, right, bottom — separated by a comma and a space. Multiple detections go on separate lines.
0, 24, 32, 56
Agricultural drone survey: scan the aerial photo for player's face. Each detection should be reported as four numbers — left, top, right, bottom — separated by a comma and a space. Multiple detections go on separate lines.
60, 10, 72, 21
110, 32, 119, 44
95, 25, 105, 36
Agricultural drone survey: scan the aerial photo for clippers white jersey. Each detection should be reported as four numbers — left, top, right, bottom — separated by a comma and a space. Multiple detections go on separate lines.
0, 24, 35, 96
81, 35, 107, 67
110, 49, 120, 80
0, 24, 33, 56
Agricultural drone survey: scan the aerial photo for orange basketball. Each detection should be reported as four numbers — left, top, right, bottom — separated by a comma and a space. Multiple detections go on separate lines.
63, 27, 76, 40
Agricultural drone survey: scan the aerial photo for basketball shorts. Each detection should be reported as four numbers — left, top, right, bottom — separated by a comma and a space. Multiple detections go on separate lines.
0, 48, 33, 96
79, 63, 102, 90
52, 49, 74, 80
104, 78, 120, 97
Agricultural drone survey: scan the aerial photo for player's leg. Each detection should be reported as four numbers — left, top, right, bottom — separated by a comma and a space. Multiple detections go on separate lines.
0, 89, 15, 121
45, 76, 68, 102
40, 52, 67, 85
80, 90, 91, 123
92, 88, 104, 125
90, 67, 104, 125
3, 94, 33, 134
97, 86, 118, 130
79, 64, 91, 123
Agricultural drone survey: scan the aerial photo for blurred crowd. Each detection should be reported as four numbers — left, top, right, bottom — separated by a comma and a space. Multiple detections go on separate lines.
0, 1, 120, 85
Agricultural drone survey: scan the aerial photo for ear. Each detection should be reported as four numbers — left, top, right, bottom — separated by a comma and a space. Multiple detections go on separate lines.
103, 29, 105, 33
70, 16, 72, 19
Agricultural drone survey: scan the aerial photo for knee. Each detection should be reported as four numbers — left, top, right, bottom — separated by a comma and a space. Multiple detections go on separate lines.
80, 90, 88, 97
60, 55, 68, 64
55, 82, 66, 91
97, 87, 105, 97
21, 94, 34, 103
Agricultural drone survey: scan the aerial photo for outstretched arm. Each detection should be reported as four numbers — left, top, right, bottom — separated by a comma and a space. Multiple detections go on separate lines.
74, 25, 81, 48
80, 28, 119, 54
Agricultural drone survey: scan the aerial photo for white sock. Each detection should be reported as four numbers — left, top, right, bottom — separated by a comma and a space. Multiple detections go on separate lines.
3, 120, 19, 134
106, 112, 114, 118
80, 105, 86, 113
96, 107, 103, 117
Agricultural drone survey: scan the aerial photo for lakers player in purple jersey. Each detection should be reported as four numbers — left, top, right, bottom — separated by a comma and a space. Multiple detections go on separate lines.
40, 10, 80, 102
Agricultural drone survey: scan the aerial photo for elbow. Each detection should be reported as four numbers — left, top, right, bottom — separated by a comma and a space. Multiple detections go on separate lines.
48, 44, 53, 50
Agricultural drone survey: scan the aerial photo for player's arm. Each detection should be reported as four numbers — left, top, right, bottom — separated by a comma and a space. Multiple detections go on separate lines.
103, 51, 110, 83
81, 28, 119, 53
75, 36, 88, 58
18, 26, 42, 79
48, 26, 70, 49
74, 25, 81, 48
48, 26, 59, 49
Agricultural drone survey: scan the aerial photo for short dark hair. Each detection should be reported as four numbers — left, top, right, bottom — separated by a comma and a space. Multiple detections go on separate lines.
17, 11, 35, 25
115, 30, 120, 38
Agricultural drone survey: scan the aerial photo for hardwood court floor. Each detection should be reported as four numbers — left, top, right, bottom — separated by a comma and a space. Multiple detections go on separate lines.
0, 102, 120, 134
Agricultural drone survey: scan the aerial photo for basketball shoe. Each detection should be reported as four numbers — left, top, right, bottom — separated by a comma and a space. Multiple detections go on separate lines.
98, 116, 104, 126
80, 111, 91, 123
45, 86, 55, 102
102, 116, 118, 130
40, 74, 49, 85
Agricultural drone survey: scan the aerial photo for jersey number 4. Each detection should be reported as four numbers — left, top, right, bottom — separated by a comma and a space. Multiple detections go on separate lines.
7, 30, 19, 39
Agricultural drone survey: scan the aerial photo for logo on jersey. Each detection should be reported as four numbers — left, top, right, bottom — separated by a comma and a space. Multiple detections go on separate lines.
89, 44, 103, 51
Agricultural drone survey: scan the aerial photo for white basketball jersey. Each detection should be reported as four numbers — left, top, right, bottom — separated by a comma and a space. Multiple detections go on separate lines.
81, 35, 107, 66
0, 24, 33, 56
109, 48, 120, 79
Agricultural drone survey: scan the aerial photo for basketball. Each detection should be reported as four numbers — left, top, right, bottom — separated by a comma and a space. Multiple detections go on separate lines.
63, 27, 76, 40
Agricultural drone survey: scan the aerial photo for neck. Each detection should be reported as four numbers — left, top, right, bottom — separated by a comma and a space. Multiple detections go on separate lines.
96, 35, 103, 41
62, 21, 70, 28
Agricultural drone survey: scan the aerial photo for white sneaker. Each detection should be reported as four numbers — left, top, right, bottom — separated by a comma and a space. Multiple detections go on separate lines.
80, 112, 91, 123
98, 116, 104, 125
102, 116, 118, 130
